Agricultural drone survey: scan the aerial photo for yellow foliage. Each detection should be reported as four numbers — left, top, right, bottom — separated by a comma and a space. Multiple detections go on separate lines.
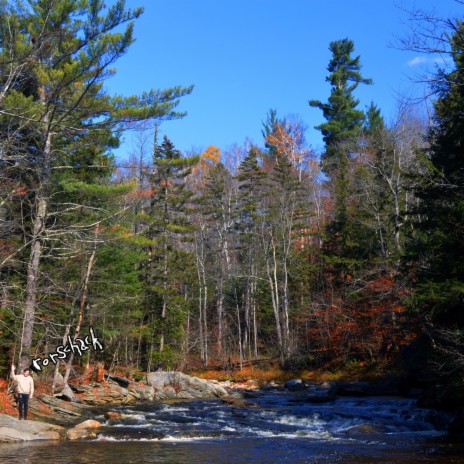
191, 145, 221, 182
201, 145, 221, 167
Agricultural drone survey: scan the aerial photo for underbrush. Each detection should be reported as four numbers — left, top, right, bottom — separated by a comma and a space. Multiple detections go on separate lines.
190, 357, 399, 385
0, 379, 18, 416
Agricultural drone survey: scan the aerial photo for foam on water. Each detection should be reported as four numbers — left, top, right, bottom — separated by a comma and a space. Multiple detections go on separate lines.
96, 392, 453, 446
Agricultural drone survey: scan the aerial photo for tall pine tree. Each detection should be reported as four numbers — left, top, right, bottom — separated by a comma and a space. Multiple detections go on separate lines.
310, 38, 373, 284
0, 0, 193, 371
142, 136, 199, 369
309, 38, 372, 176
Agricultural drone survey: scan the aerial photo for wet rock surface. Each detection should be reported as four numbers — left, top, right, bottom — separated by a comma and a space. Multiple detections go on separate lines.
285, 379, 307, 391
66, 419, 102, 440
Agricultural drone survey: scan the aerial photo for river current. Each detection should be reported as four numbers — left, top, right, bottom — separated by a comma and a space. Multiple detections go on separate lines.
0, 391, 463, 463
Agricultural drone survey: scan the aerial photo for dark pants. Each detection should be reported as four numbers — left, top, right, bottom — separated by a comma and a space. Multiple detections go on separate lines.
18, 393, 29, 419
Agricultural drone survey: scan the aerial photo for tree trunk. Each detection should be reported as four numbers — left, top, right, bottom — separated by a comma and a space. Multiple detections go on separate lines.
20, 88, 51, 372
263, 227, 283, 364
19, 196, 47, 372
282, 232, 292, 362
235, 285, 243, 370
217, 275, 224, 356
251, 271, 258, 358
159, 232, 168, 353
63, 229, 98, 385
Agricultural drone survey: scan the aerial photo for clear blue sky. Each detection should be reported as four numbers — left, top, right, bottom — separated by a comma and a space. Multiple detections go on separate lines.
109, 0, 462, 159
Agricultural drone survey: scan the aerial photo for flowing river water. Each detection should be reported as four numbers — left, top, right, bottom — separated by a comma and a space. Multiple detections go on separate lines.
1, 391, 463, 463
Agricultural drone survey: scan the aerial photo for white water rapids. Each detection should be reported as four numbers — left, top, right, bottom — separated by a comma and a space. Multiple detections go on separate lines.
1, 391, 463, 463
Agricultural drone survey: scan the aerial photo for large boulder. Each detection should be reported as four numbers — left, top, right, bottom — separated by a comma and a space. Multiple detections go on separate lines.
343, 424, 386, 435
66, 419, 102, 440
66, 428, 98, 440
127, 384, 155, 402
288, 384, 337, 404
104, 411, 123, 420
55, 384, 77, 402
146, 372, 228, 399
285, 379, 307, 392
74, 419, 102, 430
0, 414, 64, 442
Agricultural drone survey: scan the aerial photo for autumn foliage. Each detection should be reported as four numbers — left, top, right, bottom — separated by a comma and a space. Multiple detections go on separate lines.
298, 274, 416, 365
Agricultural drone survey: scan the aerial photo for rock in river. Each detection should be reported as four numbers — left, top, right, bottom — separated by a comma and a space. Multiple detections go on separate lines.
66, 419, 102, 440
285, 379, 307, 392
146, 371, 228, 399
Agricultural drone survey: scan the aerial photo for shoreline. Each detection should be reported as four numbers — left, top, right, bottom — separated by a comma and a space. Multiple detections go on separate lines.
1, 370, 463, 442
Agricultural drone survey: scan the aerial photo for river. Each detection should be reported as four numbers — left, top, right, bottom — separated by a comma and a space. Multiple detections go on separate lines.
0, 391, 463, 463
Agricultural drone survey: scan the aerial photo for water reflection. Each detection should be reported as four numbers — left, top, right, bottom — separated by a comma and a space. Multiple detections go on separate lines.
1, 439, 464, 464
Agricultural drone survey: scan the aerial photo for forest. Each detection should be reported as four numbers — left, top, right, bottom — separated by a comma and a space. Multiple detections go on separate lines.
0, 0, 463, 405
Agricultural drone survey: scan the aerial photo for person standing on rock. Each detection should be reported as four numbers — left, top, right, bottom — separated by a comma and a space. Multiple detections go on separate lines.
10, 364, 34, 420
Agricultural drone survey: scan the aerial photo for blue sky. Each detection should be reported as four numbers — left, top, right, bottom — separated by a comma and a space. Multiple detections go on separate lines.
110, 0, 462, 159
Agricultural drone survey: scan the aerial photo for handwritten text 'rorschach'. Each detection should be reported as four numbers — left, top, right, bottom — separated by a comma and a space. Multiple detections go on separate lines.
31, 326, 104, 372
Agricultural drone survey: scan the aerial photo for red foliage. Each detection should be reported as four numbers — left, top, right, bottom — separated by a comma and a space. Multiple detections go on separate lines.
12, 185, 29, 197
297, 273, 417, 364
0, 380, 19, 416
0, 240, 15, 257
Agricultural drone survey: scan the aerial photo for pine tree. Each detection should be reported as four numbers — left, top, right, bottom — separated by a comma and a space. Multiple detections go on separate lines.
364, 102, 385, 135
235, 146, 266, 362
142, 136, 199, 369
309, 38, 372, 176
197, 162, 236, 358
309, 38, 373, 285
0, 0, 193, 371
410, 22, 464, 327
261, 108, 280, 158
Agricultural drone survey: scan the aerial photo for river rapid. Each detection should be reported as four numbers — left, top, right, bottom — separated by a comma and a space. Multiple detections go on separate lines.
0, 391, 463, 463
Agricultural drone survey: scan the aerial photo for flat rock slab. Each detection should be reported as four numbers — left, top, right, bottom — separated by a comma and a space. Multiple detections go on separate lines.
0, 414, 64, 442
79, 384, 129, 406
0, 427, 61, 442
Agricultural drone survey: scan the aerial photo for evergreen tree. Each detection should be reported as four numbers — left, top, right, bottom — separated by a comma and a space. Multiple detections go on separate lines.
410, 22, 464, 327
235, 146, 266, 361
364, 102, 385, 135
236, 146, 266, 242
142, 136, 199, 368
310, 38, 373, 284
261, 108, 280, 158
309, 38, 372, 176
198, 162, 236, 358
0, 0, 193, 371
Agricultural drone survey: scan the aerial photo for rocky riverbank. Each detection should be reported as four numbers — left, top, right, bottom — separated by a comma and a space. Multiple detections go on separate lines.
0, 371, 229, 442
1, 372, 461, 442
